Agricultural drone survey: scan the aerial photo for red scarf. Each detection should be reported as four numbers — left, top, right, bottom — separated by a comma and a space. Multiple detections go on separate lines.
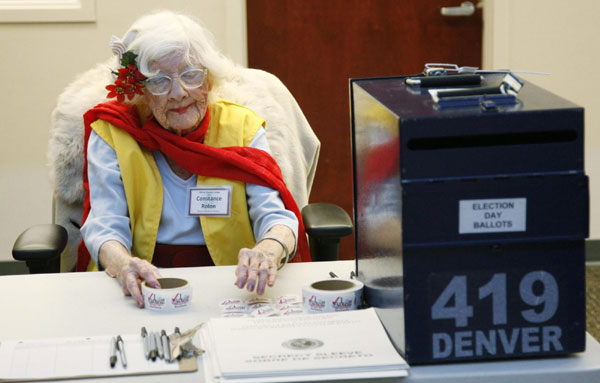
77, 100, 310, 271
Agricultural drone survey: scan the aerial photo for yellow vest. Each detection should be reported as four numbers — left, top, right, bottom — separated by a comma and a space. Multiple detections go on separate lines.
88, 100, 263, 270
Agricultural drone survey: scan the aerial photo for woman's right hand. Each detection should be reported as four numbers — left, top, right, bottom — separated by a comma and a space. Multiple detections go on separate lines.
99, 240, 162, 308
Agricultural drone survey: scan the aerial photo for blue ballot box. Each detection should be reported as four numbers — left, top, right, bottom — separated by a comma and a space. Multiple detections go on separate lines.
351, 74, 588, 364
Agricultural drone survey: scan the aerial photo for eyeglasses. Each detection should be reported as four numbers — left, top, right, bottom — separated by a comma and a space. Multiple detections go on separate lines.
144, 68, 208, 96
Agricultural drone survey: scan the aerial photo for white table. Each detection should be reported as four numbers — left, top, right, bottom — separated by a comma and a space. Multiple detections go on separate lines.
1, 260, 599, 382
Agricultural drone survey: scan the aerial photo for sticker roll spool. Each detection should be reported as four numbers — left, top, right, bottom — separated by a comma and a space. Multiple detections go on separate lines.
302, 278, 363, 313
141, 278, 192, 312
363, 276, 404, 308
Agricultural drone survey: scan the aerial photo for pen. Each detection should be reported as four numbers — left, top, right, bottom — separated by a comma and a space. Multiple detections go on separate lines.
405, 74, 482, 87
141, 327, 150, 359
161, 329, 171, 361
116, 335, 127, 368
149, 331, 158, 361
155, 331, 164, 359
109, 337, 117, 368
173, 327, 182, 360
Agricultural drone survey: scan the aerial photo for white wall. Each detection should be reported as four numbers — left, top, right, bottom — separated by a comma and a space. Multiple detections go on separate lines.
0, 0, 247, 262
3, 0, 599, 263
483, 0, 600, 240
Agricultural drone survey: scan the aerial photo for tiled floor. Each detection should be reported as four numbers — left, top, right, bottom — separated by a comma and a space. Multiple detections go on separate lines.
586, 265, 600, 341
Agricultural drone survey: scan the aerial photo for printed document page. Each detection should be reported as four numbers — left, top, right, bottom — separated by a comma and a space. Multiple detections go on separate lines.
205, 308, 408, 380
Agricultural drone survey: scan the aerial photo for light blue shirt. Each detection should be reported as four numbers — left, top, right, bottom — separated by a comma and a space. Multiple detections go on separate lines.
80, 126, 298, 265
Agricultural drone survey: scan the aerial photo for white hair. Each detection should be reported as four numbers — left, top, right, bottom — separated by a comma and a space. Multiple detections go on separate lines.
118, 10, 236, 104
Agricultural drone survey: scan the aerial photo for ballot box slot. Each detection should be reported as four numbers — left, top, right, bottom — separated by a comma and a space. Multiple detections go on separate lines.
399, 111, 584, 180
407, 130, 577, 151
400, 170, 584, 184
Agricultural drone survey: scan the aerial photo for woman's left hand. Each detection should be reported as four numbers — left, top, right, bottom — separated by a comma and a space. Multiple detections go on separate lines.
235, 247, 279, 295
234, 225, 295, 295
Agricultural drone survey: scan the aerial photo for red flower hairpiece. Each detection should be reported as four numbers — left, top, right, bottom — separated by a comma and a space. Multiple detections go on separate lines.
106, 51, 146, 102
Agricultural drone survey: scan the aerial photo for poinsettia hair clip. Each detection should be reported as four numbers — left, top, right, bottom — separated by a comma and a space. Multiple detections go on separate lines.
106, 35, 146, 102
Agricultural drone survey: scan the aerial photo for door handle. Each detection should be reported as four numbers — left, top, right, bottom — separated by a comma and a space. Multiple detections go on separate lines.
441, 1, 475, 17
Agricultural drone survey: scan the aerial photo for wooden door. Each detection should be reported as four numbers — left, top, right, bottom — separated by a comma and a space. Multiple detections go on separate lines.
247, 0, 483, 260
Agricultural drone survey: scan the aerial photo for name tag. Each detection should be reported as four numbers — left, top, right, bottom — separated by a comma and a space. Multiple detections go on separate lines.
189, 186, 232, 217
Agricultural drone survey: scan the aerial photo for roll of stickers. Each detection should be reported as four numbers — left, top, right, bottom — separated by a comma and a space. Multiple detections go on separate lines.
302, 278, 364, 313
141, 278, 192, 312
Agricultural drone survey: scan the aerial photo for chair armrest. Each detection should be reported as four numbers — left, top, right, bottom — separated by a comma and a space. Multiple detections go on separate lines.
302, 203, 353, 237
12, 224, 67, 273
301, 203, 353, 261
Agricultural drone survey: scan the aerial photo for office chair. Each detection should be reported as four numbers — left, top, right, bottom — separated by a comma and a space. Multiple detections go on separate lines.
13, 63, 352, 273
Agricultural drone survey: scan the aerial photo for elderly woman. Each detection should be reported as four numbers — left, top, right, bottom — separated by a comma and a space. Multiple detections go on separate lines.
79, 10, 309, 307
